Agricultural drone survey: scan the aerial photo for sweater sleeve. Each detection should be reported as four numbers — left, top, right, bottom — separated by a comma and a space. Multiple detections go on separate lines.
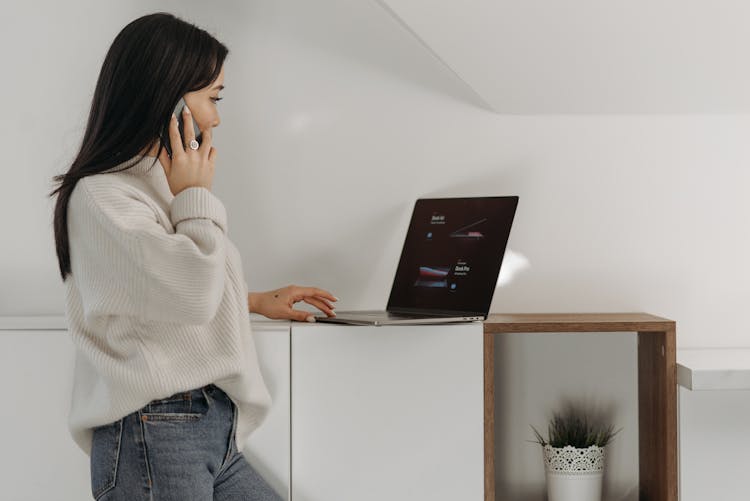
69, 180, 227, 325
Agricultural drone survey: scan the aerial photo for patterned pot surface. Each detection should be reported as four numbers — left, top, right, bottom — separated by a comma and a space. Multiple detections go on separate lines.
543, 444, 605, 473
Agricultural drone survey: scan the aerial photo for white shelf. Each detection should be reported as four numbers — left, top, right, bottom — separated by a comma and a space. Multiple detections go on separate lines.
677, 348, 750, 390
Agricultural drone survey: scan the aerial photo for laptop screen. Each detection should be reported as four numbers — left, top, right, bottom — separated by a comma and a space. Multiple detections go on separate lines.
386, 196, 519, 315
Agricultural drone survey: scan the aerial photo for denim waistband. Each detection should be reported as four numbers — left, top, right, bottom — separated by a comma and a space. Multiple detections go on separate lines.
151, 383, 222, 403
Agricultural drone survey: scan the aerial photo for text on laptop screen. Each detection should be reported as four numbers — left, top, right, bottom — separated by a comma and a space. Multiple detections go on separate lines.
386, 196, 518, 315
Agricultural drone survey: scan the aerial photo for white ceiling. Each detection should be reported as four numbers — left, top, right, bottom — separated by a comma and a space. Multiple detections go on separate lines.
378, 0, 750, 113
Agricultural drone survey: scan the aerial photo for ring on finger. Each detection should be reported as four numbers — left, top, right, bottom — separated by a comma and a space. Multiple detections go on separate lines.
189, 139, 199, 150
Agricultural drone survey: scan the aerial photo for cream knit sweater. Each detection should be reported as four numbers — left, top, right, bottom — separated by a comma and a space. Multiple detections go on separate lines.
64, 154, 271, 456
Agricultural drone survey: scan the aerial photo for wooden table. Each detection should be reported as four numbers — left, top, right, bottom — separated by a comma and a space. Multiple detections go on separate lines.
483, 313, 677, 501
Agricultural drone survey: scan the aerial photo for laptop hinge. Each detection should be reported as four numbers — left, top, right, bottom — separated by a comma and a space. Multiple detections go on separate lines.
386, 307, 485, 317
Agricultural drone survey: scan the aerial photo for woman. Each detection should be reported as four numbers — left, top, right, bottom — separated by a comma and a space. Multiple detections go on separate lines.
49, 12, 336, 500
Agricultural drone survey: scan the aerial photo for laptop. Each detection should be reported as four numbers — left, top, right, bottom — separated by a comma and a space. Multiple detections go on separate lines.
315, 196, 519, 326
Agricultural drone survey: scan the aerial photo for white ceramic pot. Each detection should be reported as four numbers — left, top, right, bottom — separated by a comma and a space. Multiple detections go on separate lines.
542, 444, 605, 501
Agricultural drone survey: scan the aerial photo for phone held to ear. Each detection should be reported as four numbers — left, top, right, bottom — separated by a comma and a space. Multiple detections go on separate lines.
161, 97, 203, 159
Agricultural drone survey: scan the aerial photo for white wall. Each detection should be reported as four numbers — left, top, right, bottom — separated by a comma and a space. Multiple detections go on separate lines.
380, 0, 750, 113
2, 0, 747, 499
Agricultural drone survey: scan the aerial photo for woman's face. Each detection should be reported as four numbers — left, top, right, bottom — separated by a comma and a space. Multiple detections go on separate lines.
183, 64, 225, 132
142, 65, 225, 158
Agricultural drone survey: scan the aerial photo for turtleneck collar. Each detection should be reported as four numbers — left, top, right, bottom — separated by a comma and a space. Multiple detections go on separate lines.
104, 154, 174, 201
107, 154, 162, 175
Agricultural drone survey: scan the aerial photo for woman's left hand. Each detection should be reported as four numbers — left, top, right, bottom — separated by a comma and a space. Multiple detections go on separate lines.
249, 285, 338, 322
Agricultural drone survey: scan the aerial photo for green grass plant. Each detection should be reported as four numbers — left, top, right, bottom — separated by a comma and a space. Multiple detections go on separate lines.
529, 406, 622, 448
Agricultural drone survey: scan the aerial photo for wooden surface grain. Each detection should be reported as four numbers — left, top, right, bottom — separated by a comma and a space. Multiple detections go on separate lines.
484, 312, 675, 333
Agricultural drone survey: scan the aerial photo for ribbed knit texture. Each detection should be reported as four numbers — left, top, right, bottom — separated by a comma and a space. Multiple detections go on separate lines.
64, 154, 271, 456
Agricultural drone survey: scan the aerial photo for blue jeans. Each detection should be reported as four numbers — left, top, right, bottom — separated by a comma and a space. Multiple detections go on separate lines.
90, 384, 283, 500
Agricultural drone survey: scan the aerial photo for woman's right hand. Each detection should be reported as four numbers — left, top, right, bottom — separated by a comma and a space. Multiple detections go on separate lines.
158, 105, 216, 196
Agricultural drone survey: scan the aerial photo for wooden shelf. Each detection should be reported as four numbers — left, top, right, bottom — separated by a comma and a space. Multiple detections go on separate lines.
483, 313, 677, 501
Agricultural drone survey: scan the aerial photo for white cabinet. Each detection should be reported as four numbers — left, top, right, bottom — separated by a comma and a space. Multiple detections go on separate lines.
244, 319, 293, 500
0, 317, 291, 501
289, 322, 485, 501
1, 318, 485, 501
0, 320, 87, 500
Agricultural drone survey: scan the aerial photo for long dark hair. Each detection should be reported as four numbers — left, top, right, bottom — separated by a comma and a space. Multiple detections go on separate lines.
49, 12, 228, 282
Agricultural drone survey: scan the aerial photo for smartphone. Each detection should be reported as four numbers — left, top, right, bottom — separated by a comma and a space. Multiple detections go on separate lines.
161, 97, 203, 159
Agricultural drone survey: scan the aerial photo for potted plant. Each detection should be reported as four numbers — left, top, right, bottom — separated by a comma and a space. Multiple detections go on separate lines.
529, 404, 622, 501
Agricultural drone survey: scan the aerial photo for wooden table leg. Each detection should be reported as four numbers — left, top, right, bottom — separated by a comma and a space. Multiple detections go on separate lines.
484, 331, 495, 501
638, 328, 678, 501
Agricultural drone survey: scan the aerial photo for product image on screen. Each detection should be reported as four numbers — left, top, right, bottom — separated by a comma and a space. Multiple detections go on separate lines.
387, 196, 518, 315
414, 266, 451, 288
449, 218, 487, 239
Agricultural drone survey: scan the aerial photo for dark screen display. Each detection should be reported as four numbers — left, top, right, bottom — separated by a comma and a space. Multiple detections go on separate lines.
386, 196, 518, 315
